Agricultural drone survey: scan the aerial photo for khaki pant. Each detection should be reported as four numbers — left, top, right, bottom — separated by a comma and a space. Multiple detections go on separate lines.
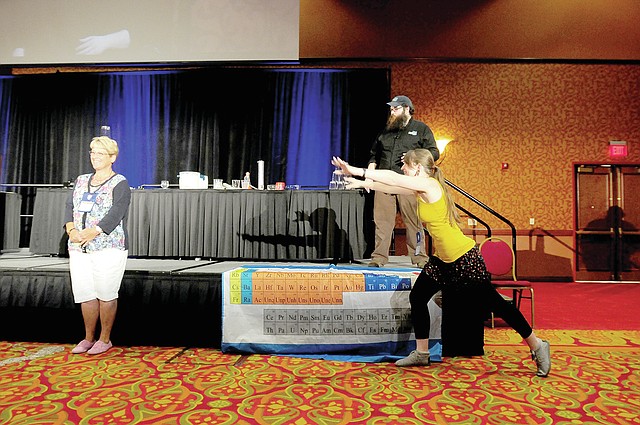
371, 191, 428, 265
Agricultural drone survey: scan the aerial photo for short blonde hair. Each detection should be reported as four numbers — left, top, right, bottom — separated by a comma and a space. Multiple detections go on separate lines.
90, 136, 119, 156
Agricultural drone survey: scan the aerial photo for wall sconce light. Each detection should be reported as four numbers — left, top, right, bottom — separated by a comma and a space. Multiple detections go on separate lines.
436, 138, 453, 154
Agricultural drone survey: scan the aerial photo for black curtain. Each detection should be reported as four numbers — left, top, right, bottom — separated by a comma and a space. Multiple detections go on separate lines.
1, 68, 389, 186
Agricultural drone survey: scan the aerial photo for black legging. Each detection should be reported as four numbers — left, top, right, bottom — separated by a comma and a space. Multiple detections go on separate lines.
410, 247, 533, 340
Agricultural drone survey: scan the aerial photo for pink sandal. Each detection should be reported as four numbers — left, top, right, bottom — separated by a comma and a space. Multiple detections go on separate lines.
71, 339, 95, 354
87, 340, 113, 355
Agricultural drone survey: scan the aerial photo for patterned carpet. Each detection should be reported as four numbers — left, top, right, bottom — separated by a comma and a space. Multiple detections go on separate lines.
1, 329, 639, 425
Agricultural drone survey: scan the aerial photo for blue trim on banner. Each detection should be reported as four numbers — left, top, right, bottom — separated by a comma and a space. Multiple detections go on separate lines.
221, 340, 442, 363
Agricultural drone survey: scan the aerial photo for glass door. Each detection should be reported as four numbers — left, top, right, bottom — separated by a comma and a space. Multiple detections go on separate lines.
575, 164, 640, 282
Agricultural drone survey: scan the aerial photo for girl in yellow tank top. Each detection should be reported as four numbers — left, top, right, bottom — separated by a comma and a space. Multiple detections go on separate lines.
331, 150, 551, 377
417, 193, 475, 263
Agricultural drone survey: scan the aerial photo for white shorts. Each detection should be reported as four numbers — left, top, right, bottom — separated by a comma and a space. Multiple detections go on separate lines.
69, 249, 128, 303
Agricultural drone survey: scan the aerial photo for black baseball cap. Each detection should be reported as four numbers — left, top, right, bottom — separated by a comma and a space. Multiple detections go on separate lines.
387, 95, 413, 109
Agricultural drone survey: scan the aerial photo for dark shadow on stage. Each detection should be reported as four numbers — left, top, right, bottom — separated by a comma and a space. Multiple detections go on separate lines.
241, 207, 355, 264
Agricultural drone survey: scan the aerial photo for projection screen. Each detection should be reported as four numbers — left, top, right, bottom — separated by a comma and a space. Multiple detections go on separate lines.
0, 0, 300, 65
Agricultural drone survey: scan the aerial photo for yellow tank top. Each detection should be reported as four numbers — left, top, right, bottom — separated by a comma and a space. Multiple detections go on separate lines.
417, 189, 476, 263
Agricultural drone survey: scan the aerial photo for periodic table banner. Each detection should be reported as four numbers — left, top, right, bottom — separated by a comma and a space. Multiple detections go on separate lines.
221, 265, 442, 361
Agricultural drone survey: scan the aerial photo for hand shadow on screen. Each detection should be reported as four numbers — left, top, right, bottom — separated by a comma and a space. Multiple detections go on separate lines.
240, 208, 354, 264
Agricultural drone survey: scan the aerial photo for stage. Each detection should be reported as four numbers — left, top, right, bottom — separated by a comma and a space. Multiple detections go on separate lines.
0, 249, 422, 349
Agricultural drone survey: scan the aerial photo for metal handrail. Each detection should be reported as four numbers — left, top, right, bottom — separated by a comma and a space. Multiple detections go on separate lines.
455, 202, 492, 238
445, 179, 518, 266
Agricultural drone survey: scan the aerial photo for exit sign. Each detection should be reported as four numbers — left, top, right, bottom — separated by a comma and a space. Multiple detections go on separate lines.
609, 140, 628, 158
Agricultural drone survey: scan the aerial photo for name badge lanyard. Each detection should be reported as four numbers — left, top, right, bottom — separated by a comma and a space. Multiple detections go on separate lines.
78, 173, 111, 250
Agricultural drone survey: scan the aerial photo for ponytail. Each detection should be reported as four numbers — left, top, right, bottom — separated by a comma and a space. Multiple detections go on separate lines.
432, 166, 461, 226
405, 149, 461, 227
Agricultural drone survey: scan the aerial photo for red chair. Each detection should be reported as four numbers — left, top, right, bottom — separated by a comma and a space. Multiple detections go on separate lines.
479, 237, 534, 328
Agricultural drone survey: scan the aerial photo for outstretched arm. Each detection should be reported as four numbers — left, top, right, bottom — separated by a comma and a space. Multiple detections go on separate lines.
332, 156, 432, 193
343, 176, 414, 195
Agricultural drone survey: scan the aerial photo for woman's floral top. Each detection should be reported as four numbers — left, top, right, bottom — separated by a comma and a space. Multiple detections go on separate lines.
65, 173, 131, 253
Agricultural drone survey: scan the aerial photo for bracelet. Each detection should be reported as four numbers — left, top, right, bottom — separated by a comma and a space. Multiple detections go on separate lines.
362, 168, 367, 178
67, 227, 76, 235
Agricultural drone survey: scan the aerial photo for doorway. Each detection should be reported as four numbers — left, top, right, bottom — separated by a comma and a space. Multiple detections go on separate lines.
574, 164, 640, 282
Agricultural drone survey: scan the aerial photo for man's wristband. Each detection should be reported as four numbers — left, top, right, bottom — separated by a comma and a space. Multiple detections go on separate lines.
362, 168, 367, 178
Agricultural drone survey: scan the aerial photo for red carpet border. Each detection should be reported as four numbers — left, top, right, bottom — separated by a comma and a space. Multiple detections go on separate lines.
1, 329, 639, 425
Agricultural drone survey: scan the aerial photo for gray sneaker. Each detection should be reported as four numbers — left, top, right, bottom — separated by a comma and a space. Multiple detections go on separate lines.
531, 340, 551, 377
395, 350, 430, 367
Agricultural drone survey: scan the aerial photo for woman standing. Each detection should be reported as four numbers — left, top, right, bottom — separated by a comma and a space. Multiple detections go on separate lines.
331, 149, 550, 377
64, 136, 131, 355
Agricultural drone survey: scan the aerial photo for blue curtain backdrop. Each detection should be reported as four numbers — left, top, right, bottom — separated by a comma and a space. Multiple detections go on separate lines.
278, 70, 348, 187
94, 72, 173, 188
0, 68, 388, 189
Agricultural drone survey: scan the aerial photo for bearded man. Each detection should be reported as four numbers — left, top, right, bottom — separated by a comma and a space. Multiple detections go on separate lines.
365, 95, 440, 268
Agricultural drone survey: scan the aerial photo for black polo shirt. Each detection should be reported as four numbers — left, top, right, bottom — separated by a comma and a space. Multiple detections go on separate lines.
368, 118, 439, 173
